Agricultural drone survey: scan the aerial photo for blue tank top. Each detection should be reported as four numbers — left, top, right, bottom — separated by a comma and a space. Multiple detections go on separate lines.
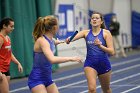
86, 29, 107, 57
32, 35, 55, 70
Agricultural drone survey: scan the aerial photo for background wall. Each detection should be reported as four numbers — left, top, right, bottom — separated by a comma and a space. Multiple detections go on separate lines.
131, 0, 140, 47
89, 0, 113, 14
55, 0, 140, 67
55, 0, 88, 67
132, 0, 140, 12
113, 0, 131, 47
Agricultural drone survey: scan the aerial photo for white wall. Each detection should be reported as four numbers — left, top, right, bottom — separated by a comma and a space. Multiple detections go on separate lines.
132, 0, 140, 12
89, 0, 113, 14
89, 0, 132, 47
55, 0, 88, 67
55, 0, 135, 68
113, 0, 131, 47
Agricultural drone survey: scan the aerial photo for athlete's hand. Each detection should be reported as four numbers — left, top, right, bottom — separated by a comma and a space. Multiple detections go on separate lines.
65, 37, 70, 44
54, 38, 65, 45
94, 37, 102, 47
18, 63, 23, 73
71, 57, 83, 63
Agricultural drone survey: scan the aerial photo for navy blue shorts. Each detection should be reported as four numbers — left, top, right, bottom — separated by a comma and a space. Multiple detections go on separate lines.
28, 79, 54, 90
28, 68, 54, 90
84, 55, 111, 75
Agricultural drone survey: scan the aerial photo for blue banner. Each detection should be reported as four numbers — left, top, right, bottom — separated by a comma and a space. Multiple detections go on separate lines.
132, 11, 140, 47
56, 4, 75, 39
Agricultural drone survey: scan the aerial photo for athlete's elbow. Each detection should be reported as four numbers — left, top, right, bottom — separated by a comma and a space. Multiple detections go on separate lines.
107, 48, 115, 56
110, 52, 115, 56
48, 57, 57, 64
50, 59, 58, 64
110, 50, 115, 56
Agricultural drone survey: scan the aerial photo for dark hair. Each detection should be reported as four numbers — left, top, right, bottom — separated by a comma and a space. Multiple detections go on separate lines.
91, 12, 106, 29
0, 17, 14, 30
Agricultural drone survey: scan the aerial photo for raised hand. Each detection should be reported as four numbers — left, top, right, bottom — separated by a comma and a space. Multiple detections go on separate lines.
71, 56, 83, 63
94, 37, 102, 46
65, 37, 70, 44
54, 38, 65, 45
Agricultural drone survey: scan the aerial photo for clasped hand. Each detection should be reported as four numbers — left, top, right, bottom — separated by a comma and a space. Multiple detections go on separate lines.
94, 37, 102, 46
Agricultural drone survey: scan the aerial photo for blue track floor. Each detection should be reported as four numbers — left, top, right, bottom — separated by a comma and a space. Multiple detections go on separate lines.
10, 52, 140, 93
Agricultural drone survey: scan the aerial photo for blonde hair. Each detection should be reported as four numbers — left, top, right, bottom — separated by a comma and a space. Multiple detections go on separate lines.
32, 15, 57, 41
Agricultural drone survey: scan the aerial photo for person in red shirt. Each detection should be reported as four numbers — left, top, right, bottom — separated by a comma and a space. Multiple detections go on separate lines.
0, 18, 23, 93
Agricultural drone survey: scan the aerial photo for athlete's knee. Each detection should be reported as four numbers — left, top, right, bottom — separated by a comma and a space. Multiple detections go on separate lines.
1, 90, 9, 93
0, 77, 2, 82
88, 89, 96, 93
88, 85, 96, 93
0, 86, 9, 93
102, 87, 112, 93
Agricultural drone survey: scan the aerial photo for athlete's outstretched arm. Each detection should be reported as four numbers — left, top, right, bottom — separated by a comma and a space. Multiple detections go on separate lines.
53, 38, 65, 45
39, 37, 82, 64
66, 30, 88, 44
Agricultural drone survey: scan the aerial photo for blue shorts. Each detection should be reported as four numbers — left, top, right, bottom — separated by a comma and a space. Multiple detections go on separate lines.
84, 55, 111, 75
28, 68, 54, 90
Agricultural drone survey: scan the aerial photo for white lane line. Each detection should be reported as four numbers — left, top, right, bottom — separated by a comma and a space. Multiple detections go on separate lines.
79, 67, 140, 93
121, 86, 140, 93
58, 64, 140, 90
113, 64, 140, 74
58, 80, 86, 90
60, 84, 140, 88
111, 84, 140, 87
111, 58, 140, 67
10, 57, 140, 93
80, 73, 140, 93
65, 86, 88, 88
54, 72, 83, 81
55, 57, 140, 82
10, 86, 28, 93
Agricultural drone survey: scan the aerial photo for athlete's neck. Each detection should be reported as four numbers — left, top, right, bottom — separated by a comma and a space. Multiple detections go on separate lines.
0, 29, 7, 37
92, 27, 101, 33
44, 32, 53, 41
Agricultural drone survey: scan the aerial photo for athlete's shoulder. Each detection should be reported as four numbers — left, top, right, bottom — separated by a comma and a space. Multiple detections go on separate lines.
37, 36, 47, 43
80, 29, 90, 38
0, 34, 4, 39
0, 36, 4, 48
80, 29, 90, 33
103, 29, 111, 35
103, 29, 110, 32
6, 35, 10, 38
0, 35, 3, 40
34, 36, 50, 51
102, 29, 112, 39
0, 35, 4, 43
6, 35, 11, 41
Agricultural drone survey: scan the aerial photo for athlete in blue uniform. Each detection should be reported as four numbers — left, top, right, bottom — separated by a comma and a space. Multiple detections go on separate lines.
28, 16, 82, 93
84, 29, 111, 75
66, 12, 115, 93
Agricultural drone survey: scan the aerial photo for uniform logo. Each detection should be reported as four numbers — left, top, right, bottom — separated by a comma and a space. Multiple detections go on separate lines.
5, 45, 11, 51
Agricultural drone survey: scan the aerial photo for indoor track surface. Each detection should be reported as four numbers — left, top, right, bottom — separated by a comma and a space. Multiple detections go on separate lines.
10, 53, 140, 93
